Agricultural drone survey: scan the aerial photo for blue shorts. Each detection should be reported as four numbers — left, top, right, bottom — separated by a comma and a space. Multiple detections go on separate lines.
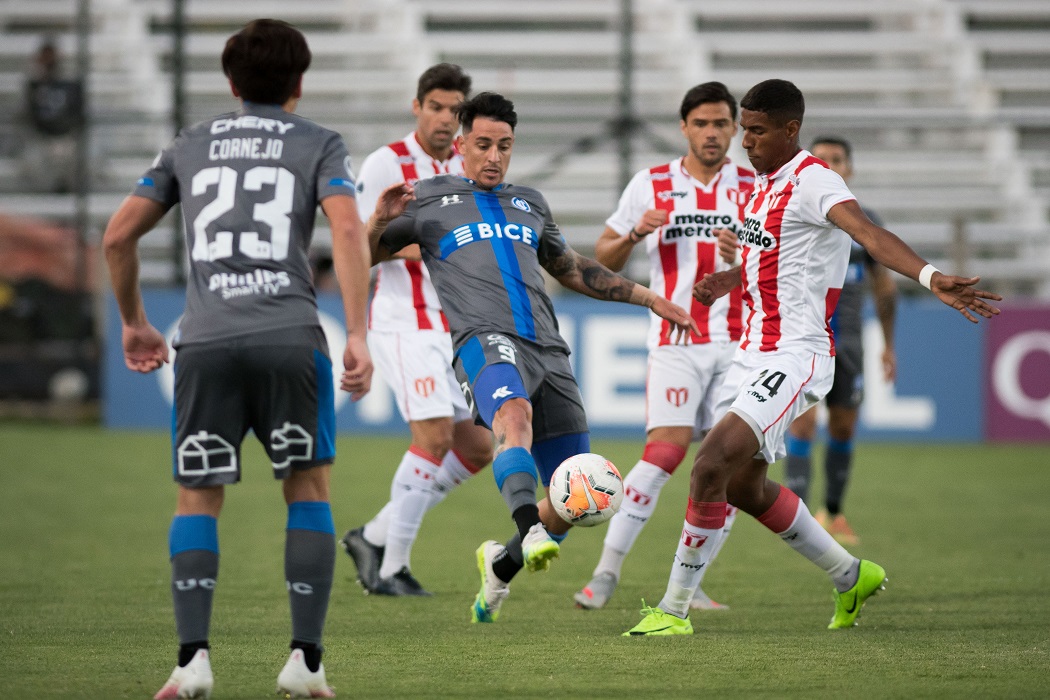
453, 332, 589, 444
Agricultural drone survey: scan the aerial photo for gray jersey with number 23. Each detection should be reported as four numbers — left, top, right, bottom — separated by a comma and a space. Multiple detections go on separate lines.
134, 102, 356, 346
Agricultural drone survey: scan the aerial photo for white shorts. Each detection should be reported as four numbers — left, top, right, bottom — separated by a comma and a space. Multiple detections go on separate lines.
714, 347, 835, 464
368, 330, 472, 423
646, 341, 735, 437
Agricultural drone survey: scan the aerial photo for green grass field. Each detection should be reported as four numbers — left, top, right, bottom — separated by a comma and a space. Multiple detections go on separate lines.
1, 424, 1048, 698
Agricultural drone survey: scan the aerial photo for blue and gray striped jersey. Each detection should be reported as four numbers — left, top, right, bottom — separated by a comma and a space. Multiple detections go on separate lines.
380, 175, 571, 353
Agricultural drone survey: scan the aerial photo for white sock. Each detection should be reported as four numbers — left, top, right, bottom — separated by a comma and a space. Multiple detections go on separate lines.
659, 518, 725, 618
775, 499, 858, 591
430, 450, 475, 507
379, 449, 441, 578
695, 505, 737, 586
362, 502, 391, 547
596, 460, 672, 578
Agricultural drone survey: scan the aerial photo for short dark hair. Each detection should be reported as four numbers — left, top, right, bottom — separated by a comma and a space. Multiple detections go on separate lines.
679, 81, 737, 121
416, 63, 472, 104
221, 19, 311, 105
809, 135, 852, 161
455, 92, 517, 133
740, 79, 805, 126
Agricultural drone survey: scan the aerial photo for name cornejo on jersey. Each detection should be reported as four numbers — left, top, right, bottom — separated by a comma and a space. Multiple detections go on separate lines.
438, 221, 539, 259
209, 137, 284, 161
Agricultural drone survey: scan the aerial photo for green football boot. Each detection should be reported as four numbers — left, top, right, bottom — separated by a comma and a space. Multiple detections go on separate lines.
470, 541, 509, 623
829, 559, 887, 629
623, 601, 693, 636
521, 523, 560, 572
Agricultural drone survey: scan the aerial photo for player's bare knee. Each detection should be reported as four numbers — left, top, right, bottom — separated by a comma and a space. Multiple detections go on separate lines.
409, 417, 455, 460
454, 423, 494, 468
827, 410, 858, 442
284, 464, 331, 504
726, 473, 772, 515
493, 398, 533, 447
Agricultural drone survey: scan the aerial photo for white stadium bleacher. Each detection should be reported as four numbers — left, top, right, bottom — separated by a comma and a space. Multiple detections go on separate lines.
0, 0, 1046, 296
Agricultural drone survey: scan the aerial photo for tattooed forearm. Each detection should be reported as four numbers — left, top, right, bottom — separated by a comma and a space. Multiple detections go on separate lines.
577, 256, 635, 302
543, 249, 578, 279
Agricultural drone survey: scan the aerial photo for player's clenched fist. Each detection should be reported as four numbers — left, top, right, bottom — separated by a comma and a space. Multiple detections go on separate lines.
693, 268, 742, 307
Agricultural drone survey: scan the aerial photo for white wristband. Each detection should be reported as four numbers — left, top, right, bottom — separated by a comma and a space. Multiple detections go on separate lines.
918, 263, 939, 290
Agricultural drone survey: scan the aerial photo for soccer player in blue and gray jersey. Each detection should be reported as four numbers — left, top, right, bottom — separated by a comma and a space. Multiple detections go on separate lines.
104, 19, 367, 698
366, 92, 699, 623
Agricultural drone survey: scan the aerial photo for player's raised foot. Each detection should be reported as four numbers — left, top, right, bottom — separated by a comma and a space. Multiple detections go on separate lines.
623, 601, 693, 637
154, 648, 213, 699
276, 649, 335, 698
371, 567, 432, 597
574, 572, 618, 609
689, 586, 729, 611
828, 559, 887, 630
521, 522, 560, 572
340, 527, 384, 593
827, 513, 860, 547
471, 540, 510, 623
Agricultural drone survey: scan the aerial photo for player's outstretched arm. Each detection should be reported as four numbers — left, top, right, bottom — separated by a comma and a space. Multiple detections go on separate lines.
543, 248, 699, 342
323, 194, 373, 400
365, 182, 414, 264
828, 200, 1002, 323
693, 267, 742, 306
103, 195, 170, 373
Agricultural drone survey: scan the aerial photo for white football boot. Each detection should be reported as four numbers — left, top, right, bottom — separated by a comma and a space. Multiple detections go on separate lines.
276, 648, 335, 698
153, 648, 213, 700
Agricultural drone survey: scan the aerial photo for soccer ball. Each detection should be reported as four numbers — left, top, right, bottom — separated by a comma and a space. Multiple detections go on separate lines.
549, 453, 624, 527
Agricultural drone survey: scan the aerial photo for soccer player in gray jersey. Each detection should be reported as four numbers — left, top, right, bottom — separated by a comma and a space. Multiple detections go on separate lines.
782, 137, 897, 545
104, 19, 369, 698
366, 92, 699, 624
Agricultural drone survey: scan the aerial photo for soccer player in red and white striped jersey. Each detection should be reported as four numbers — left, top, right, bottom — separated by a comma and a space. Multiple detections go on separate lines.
627, 79, 1001, 636
575, 83, 750, 612
340, 65, 493, 597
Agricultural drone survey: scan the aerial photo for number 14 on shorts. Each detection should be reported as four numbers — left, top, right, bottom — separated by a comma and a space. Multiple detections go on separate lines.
748, 369, 786, 403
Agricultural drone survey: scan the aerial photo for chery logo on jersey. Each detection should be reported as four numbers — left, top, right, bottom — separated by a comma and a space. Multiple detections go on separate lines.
438, 221, 539, 259
210, 115, 295, 135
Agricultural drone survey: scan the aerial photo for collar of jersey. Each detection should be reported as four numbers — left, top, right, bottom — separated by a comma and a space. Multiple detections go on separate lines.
238, 101, 288, 116
765, 149, 808, 182
459, 176, 507, 191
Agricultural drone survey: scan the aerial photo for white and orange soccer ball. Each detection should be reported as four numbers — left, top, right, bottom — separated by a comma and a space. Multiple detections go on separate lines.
549, 453, 624, 527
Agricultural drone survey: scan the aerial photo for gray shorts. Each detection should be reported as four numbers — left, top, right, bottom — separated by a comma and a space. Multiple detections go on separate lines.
171, 325, 336, 487
826, 343, 864, 409
453, 332, 588, 443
